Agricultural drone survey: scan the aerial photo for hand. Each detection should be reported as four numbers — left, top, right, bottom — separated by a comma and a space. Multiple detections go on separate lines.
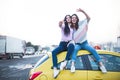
67, 40, 75, 47
76, 8, 90, 22
76, 8, 83, 12
59, 21, 63, 27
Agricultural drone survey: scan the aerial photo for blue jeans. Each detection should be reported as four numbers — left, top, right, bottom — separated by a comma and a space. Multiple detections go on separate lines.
71, 40, 101, 63
52, 41, 74, 68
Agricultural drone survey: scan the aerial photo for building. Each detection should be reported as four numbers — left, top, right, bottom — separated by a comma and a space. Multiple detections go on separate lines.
113, 36, 120, 53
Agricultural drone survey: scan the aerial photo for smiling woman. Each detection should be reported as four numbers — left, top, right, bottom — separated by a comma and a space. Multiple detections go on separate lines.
0, 0, 120, 46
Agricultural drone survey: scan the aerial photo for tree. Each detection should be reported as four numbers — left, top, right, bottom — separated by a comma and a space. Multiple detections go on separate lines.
26, 42, 33, 47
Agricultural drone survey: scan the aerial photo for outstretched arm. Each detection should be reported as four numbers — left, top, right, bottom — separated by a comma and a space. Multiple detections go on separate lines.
59, 21, 64, 27
76, 8, 90, 23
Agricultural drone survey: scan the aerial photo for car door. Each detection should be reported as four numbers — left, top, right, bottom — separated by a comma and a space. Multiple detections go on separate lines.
87, 54, 120, 80
57, 55, 87, 80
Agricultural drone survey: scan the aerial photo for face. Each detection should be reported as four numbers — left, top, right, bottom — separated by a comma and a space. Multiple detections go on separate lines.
72, 15, 78, 24
65, 15, 71, 23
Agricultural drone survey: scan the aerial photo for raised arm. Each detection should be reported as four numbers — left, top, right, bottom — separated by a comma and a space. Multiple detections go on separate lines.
76, 8, 90, 23
59, 21, 64, 27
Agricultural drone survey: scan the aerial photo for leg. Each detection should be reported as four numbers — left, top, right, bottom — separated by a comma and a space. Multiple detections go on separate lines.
60, 43, 75, 70
52, 42, 67, 78
52, 42, 67, 68
81, 41, 101, 62
71, 44, 81, 62
81, 41, 107, 73
65, 43, 75, 60
71, 44, 81, 72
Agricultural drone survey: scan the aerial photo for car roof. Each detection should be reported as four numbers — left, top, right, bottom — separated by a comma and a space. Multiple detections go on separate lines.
77, 50, 120, 56
46, 50, 120, 63
47, 50, 120, 57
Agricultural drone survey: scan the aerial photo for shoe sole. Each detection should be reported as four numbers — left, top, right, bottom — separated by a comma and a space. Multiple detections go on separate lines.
71, 71, 75, 73
60, 66, 66, 70
54, 71, 60, 79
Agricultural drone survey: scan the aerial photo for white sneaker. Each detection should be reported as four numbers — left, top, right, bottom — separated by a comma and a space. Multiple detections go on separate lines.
53, 69, 60, 78
71, 65, 75, 73
60, 61, 67, 70
99, 65, 107, 73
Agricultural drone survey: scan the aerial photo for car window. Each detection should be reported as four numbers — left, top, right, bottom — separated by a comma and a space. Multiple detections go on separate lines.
88, 55, 99, 70
104, 55, 120, 72
58, 56, 84, 70
88, 54, 120, 72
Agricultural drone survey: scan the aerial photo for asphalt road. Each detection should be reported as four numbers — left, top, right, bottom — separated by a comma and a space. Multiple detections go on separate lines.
0, 54, 44, 80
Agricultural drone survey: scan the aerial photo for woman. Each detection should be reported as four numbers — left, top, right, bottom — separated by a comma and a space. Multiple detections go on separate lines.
70, 8, 107, 73
52, 15, 74, 78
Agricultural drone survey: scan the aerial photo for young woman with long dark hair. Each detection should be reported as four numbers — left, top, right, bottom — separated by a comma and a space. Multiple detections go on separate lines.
52, 15, 75, 78
70, 8, 107, 73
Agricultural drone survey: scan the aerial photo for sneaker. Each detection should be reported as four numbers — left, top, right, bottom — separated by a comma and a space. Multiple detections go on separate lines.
99, 65, 107, 73
53, 69, 60, 78
60, 61, 67, 70
71, 65, 75, 73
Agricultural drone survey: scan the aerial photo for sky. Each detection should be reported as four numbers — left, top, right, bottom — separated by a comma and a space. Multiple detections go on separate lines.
0, 0, 120, 46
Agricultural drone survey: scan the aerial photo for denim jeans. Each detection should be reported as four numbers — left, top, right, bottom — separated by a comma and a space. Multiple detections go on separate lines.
71, 40, 101, 63
52, 41, 74, 68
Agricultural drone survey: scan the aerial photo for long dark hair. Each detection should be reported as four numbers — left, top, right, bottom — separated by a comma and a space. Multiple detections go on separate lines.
71, 14, 79, 30
64, 15, 71, 36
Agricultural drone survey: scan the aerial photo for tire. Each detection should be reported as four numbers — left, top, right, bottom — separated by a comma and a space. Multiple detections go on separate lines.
7, 53, 13, 59
19, 54, 23, 58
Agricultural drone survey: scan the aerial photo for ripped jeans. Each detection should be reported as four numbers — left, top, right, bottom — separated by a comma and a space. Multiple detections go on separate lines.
71, 40, 101, 63
52, 41, 74, 68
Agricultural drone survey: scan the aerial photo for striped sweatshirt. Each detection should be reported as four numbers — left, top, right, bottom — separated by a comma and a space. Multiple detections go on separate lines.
74, 19, 88, 43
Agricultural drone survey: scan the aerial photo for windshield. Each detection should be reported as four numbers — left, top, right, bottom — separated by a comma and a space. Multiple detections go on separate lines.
33, 54, 49, 68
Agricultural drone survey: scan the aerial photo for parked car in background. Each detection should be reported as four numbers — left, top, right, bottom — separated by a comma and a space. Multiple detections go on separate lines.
34, 50, 41, 55
29, 50, 120, 80
25, 47, 35, 55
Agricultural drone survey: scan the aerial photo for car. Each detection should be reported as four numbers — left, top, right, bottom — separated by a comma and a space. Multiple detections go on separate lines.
34, 50, 41, 55
28, 50, 120, 80
25, 47, 35, 55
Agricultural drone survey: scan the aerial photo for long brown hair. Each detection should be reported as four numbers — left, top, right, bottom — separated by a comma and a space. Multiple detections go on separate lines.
71, 14, 79, 30
64, 15, 71, 36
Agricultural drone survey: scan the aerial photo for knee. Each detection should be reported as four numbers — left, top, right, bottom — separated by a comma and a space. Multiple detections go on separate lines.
68, 44, 74, 49
75, 46, 80, 51
69, 44, 74, 47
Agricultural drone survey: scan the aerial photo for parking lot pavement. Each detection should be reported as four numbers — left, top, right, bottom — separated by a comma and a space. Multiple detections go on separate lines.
0, 54, 43, 80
